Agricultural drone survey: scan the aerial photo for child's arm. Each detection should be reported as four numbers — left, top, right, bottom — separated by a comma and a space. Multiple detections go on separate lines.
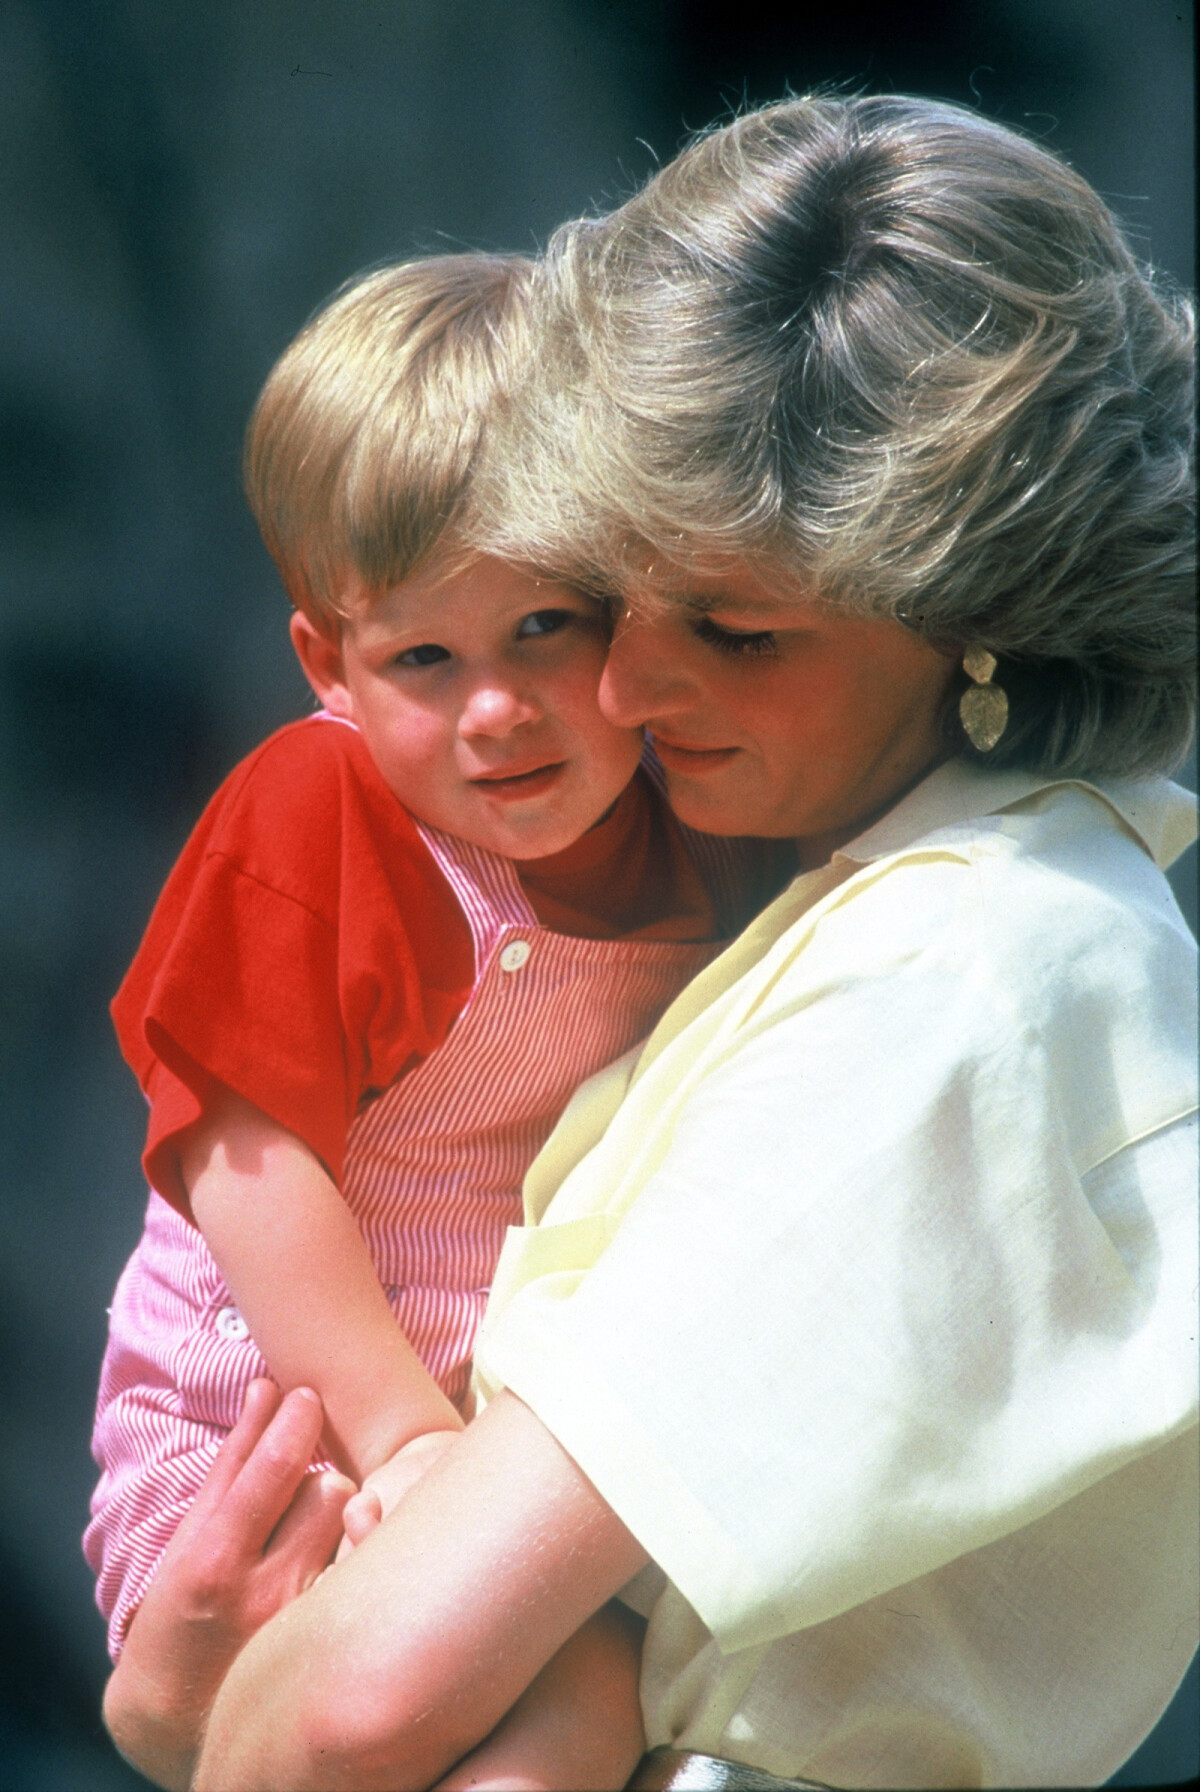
184, 1097, 645, 1791
433, 1603, 646, 1792
181, 1085, 463, 1485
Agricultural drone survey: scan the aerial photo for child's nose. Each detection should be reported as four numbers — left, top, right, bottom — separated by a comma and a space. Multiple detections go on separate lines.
458, 681, 541, 738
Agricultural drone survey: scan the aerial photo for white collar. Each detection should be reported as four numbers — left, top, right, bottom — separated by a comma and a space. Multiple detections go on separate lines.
835, 759, 1198, 873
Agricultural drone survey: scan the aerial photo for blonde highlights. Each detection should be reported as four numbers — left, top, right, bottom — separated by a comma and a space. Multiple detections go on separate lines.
474, 96, 1195, 777
245, 253, 533, 628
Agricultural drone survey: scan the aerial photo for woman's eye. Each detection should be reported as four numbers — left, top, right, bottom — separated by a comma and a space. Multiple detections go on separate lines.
692, 616, 778, 657
397, 642, 451, 667
516, 608, 573, 639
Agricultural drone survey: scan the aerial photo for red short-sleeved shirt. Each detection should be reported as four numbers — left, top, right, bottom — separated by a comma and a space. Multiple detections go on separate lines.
113, 714, 734, 1218
112, 717, 476, 1213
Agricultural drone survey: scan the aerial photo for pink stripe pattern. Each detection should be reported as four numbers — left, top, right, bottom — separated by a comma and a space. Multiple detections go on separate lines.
86, 813, 746, 1657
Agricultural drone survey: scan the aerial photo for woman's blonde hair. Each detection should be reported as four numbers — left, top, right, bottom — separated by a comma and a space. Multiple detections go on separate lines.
245, 252, 533, 629
475, 96, 1195, 777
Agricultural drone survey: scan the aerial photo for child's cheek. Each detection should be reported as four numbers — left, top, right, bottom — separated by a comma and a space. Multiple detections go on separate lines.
371, 711, 456, 802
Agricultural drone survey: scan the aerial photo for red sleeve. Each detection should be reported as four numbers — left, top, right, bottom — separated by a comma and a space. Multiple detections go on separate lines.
111, 716, 474, 1216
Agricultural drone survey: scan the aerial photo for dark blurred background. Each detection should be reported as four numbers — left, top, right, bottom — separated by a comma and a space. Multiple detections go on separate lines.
0, 3, 1194, 1787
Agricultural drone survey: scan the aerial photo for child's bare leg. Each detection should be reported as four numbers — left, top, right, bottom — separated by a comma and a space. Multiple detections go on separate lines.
434, 1601, 645, 1792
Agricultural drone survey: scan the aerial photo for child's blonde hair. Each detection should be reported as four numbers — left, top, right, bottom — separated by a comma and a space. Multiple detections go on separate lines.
245, 253, 534, 630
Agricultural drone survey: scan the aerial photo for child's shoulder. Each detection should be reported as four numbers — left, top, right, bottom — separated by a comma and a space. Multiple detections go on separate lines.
218, 713, 400, 817
226, 711, 375, 793
195, 714, 422, 891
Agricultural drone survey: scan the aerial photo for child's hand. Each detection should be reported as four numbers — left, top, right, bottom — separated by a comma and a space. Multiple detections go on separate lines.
337, 1428, 461, 1559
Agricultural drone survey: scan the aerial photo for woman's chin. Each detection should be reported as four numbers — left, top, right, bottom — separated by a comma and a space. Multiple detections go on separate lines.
660, 777, 767, 838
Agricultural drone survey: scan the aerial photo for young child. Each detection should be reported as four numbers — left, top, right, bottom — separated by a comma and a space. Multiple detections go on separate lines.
86, 254, 785, 1788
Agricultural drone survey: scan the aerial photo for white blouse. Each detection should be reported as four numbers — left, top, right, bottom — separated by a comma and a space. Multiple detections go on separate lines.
475, 763, 1199, 1789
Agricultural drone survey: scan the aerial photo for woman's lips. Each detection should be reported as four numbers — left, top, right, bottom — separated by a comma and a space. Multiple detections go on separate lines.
470, 761, 566, 799
649, 733, 739, 773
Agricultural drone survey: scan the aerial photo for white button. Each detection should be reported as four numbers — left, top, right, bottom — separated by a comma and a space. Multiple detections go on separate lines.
215, 1305, 250, 1341
499, 939, 532, 972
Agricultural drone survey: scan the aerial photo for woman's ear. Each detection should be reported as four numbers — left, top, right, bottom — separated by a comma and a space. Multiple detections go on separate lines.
290, 611, 354, 719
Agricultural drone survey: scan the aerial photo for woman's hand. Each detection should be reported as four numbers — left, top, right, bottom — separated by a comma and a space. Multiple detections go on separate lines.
102, 1380, 354, 1791
194, 1390, 649, 1792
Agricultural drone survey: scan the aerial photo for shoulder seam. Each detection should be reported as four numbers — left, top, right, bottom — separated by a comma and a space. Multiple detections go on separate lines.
199, 849, 339, 932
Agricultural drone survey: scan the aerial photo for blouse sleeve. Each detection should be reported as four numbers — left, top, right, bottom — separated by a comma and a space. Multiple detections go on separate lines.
477, 837, 1199, 1654
111, 719, 474, 1215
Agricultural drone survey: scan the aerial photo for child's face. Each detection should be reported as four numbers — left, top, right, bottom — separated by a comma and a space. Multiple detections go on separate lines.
292, 555, 644, 859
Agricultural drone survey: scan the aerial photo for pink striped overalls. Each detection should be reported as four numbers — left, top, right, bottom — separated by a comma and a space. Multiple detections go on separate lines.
86, 812, 749, 1655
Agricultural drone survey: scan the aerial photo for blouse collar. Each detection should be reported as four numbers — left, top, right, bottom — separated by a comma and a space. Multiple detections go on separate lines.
835, 759, 1198, 873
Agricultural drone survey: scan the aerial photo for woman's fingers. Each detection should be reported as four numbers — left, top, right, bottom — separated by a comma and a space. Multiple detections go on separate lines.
182, 1379, 285, 1528
218, 1384, 328, 1558
102, 1383, 350, 1790
267, 1468, 357, 1592
164, 1382, 329, 1581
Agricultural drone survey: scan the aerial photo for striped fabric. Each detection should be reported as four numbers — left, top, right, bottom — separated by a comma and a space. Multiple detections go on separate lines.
86, 817, 746, 1658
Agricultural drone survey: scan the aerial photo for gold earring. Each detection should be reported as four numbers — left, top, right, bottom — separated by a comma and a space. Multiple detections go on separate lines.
959, 647, 1008, 752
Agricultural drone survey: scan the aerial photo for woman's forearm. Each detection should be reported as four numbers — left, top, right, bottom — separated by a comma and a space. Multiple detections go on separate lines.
433, 1601, 646, 1792
195, 1391, 648, 1792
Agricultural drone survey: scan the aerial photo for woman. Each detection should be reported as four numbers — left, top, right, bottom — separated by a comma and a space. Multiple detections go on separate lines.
107, 95, 1197, 1791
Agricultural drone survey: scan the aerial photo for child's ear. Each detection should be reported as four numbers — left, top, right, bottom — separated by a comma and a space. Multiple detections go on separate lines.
290, 611, 354, 719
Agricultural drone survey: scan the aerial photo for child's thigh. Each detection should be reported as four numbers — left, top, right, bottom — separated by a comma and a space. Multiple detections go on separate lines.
99, 1190, 274, 1433
85, 1395, 227, 1659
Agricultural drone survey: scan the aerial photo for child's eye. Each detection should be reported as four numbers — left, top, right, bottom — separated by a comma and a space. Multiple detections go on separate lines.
516, 609, 574, 639
397, 643, 451, 667
692, 616, 778, 657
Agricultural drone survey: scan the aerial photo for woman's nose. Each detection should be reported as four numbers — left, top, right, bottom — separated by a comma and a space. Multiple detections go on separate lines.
457, 679, 541, 738
599, 611, 689, 728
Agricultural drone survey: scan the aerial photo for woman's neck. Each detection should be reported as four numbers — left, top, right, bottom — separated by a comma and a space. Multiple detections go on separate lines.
793, 750, 951, 872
